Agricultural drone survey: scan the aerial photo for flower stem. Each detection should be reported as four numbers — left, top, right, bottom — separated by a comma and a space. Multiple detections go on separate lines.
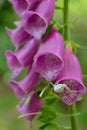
63, 0, 78, 130
69, 103, 78, 130
63, 0, 70, 40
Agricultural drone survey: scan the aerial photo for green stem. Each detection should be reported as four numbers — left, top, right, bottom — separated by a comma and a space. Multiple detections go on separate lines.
69, 103, 78, 130
63, 0, 78, 130
63, 0, 70, 40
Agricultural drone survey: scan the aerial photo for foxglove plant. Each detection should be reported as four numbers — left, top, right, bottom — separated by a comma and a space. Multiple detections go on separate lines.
5, 0, 56, 124
5, 0, 86, 129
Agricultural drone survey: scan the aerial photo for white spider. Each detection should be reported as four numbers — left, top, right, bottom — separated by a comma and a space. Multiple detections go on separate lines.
50, 82, 79, 93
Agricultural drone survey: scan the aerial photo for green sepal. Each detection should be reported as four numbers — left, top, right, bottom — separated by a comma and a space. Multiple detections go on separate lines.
52, 20, 64, 34
64, 40, 79, 53
45, 92, 58, 105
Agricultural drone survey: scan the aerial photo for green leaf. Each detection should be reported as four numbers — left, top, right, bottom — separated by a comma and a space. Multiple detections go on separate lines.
45, 93, 58, 105
42, 22, 54, 39
76, 96, 83, 102
55, 6, 63, 10
38, 106, 57, 123
39, 123, 59, 130
35, 82, 49, 93
56, 112, 80, 117
63, 126, 72, 130
82, 75, 87, 78
15, 68, 27, 81
0, 25, 14, 73
46, 96, 58, 105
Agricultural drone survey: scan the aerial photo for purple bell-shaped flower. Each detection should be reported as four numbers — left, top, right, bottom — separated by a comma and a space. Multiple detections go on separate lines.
54, 44, 86, 105
10, 69, 40, 97
22, 0, 55, 39
33, 27, 64, 81
6, 21, 32, 50
5, 38, 39, 79
9, 0, 42, 15
17, 92, 44, 121
9, 0, 28, 15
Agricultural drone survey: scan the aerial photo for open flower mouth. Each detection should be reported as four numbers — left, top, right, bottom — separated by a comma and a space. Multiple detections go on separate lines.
33, 53, 64, 81
23, 12, 47, 39
57, 79, 86, 105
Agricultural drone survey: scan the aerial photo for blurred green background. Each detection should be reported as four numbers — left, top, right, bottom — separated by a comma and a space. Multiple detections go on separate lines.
0, 0, 87, 130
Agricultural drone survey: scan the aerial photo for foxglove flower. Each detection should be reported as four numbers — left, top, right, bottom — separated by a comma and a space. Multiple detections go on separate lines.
9, 81, 25, 98
6, 21, 32, 50
9, 0, 42, 15
54, 44, 86, 105
5, 38, 39, 79
33, 27, 64, 81
10, 69, 40, 96
17, 92, 44, 121
22, 0, 55, 39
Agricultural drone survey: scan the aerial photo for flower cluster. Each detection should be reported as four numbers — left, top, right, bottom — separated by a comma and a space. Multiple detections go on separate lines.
6, 0, 86, 123
6, 0, 55, 122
